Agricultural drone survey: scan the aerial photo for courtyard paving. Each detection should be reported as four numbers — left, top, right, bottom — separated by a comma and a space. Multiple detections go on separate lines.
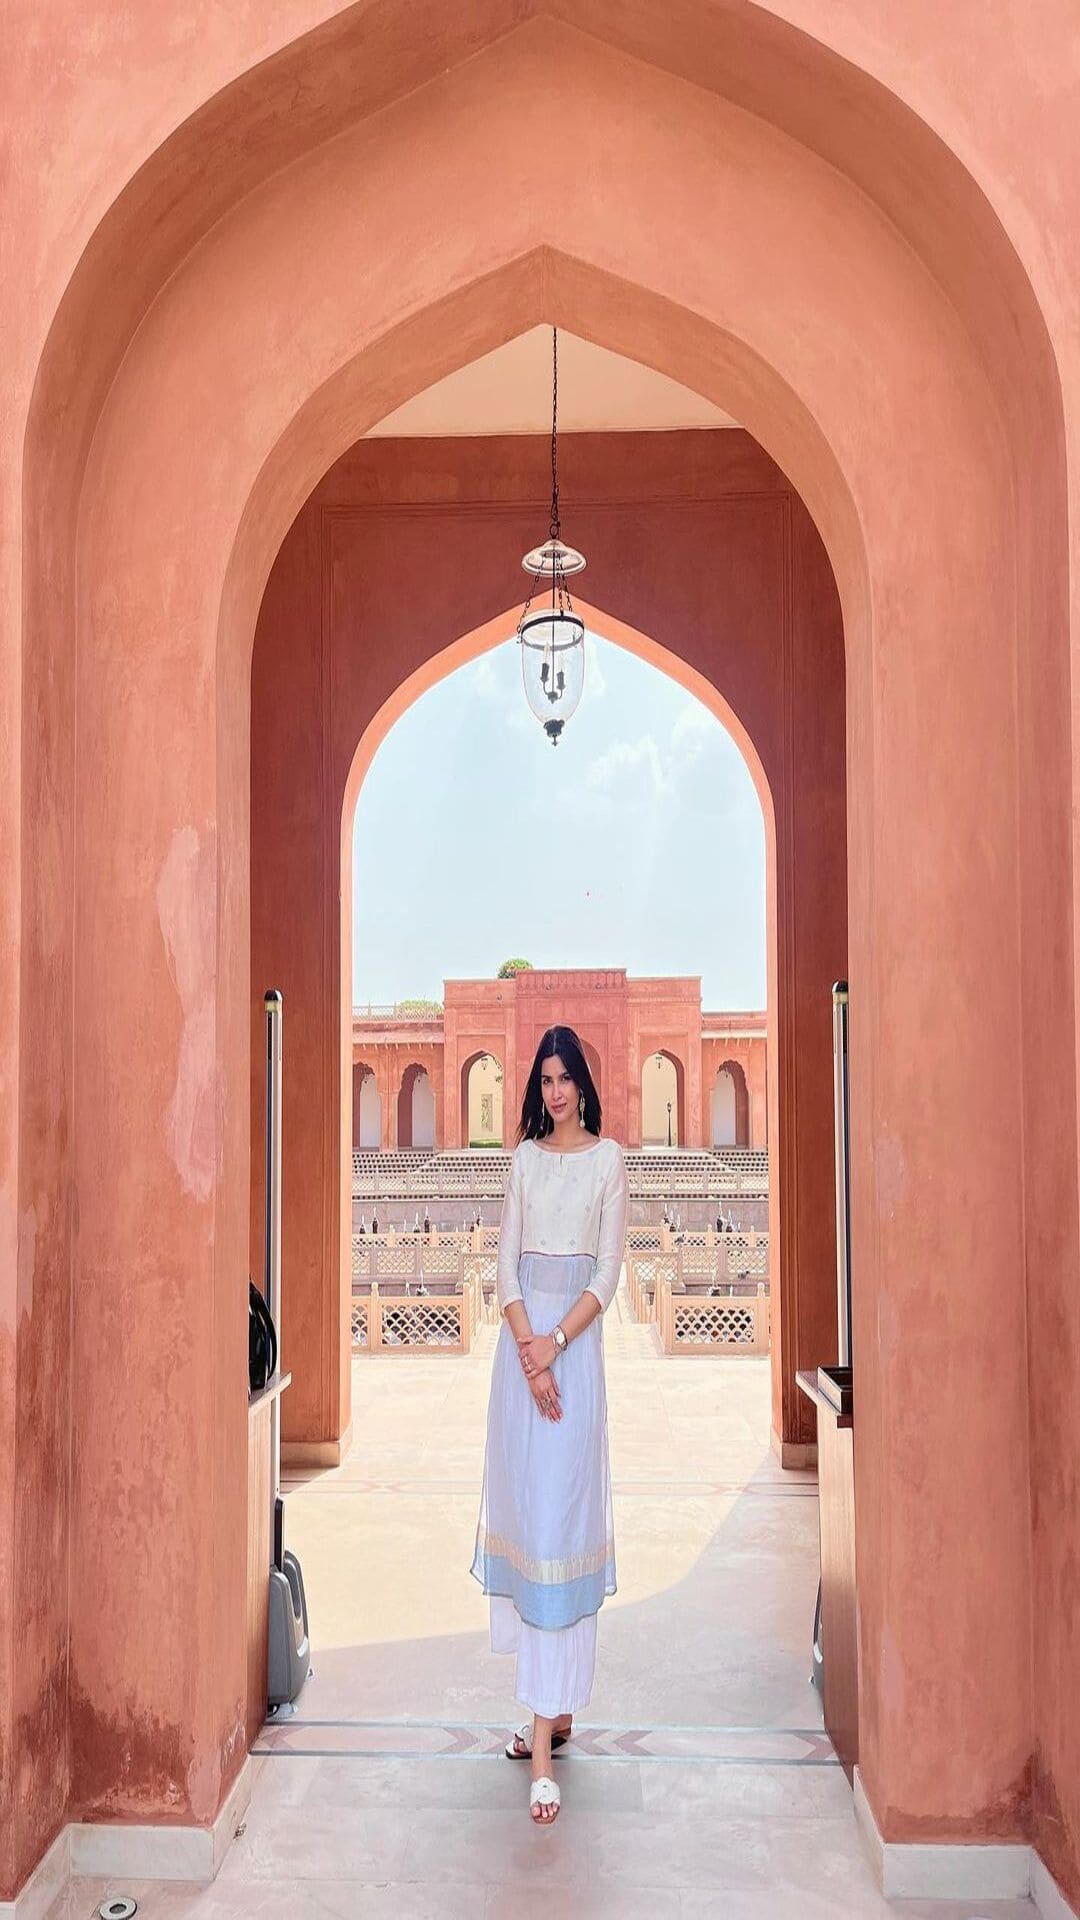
58, 1283, 1035, 1918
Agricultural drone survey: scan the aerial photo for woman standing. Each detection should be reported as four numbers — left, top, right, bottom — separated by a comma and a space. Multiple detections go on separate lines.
470, 1025, 629, 1824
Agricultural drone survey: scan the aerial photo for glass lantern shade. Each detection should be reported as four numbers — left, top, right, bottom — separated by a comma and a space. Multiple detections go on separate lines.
519, 604, 585, 744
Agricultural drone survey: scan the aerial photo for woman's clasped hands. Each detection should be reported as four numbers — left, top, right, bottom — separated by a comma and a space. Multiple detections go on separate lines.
516, 1331, 562, 1422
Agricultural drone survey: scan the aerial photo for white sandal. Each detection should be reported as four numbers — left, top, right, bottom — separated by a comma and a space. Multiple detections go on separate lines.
504, 1718, 572, 1759
529, 1774, 561, 1821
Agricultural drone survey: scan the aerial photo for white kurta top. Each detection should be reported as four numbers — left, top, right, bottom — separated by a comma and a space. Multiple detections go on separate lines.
495, 1135, 629, 1314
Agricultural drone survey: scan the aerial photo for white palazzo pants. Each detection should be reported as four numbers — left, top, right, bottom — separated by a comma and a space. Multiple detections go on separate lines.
489, 1594, 598, 1717
471, 1250, 616, 1717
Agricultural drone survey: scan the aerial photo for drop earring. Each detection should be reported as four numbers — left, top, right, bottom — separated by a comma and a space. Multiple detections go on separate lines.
578, 1091, 586, 1127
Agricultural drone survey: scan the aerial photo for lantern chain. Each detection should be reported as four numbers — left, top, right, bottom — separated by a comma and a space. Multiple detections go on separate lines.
550, 325, 560, 543
517, 326, 572, 638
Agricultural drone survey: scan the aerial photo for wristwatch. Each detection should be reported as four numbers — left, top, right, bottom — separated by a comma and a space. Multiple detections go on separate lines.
552, 1323, 568, 1354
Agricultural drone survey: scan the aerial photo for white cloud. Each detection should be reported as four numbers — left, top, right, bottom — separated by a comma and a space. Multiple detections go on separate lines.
583, 645, 608, 701
470, 655, 501, 701
587, 733, 673, 808
576, 699, 765, 836
670, 701, 714, 758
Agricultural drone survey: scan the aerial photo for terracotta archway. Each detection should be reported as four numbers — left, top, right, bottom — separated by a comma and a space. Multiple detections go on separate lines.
7, 7, 1077, 1906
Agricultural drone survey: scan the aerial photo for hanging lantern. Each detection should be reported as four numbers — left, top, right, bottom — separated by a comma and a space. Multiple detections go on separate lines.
516, 329, 586, 745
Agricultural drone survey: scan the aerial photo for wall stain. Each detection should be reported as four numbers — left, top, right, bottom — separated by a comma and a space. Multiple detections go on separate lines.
70, 1685, 192, 1822
1031, 1744, 1080, 1911
877, 1754, 1033, 1843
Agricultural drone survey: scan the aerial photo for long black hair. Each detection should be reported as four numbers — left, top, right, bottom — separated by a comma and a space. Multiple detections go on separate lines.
516, 1024, 603, 1143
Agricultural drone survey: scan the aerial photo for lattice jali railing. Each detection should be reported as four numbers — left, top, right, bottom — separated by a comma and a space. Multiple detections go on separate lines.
351, 1284, 468, 1353
723, 1237, 770, 1279
469, 1252, 498, 1296
350, 1298, 369, 1349
352, 1148, 769, 1201
626, 1226, 662, 1251
625, 1251, 677, 1322
678, 1242, 718, 1277
370, 1245, 414, 1279
436, 1230, 474, 1255
381, 1299, 463, 1347
655, 1280, 770, 1355
674, 1302, 755, 1345
351, 1226, 770, 1347
625, 1257, 655, 1323
353, 1233, 477, 1282
419, 1243, 464, 1279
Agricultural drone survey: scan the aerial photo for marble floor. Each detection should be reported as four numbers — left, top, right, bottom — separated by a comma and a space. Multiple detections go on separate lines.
54, 1283, 1035, 1918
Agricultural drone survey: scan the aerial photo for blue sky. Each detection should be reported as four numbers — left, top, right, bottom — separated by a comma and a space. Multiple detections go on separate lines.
353, 629, 766, 1009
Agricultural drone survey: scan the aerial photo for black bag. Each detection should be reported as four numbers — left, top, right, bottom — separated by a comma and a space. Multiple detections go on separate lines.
249, 1279, 278, 1393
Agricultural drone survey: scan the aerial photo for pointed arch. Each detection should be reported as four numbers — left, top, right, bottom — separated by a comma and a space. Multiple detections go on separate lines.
352, 1057, 380, 1151
712, 1059, 750, 1148
459, 1049, 504, 1148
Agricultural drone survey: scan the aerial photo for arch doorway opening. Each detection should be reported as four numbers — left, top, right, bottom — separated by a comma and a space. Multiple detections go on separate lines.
352, 1061, 381, 1150
398, 1062, 436, 1149
462, 1051, 504, 1148
643, 1050, 683, 1147
711, 1060, 750, 1147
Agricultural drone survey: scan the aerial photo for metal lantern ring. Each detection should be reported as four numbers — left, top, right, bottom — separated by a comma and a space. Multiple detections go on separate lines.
516, 330, 586, 745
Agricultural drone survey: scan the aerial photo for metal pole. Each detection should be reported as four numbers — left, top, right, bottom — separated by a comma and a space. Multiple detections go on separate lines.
831, 981, 852, 1367
265, 989, 283, 1525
